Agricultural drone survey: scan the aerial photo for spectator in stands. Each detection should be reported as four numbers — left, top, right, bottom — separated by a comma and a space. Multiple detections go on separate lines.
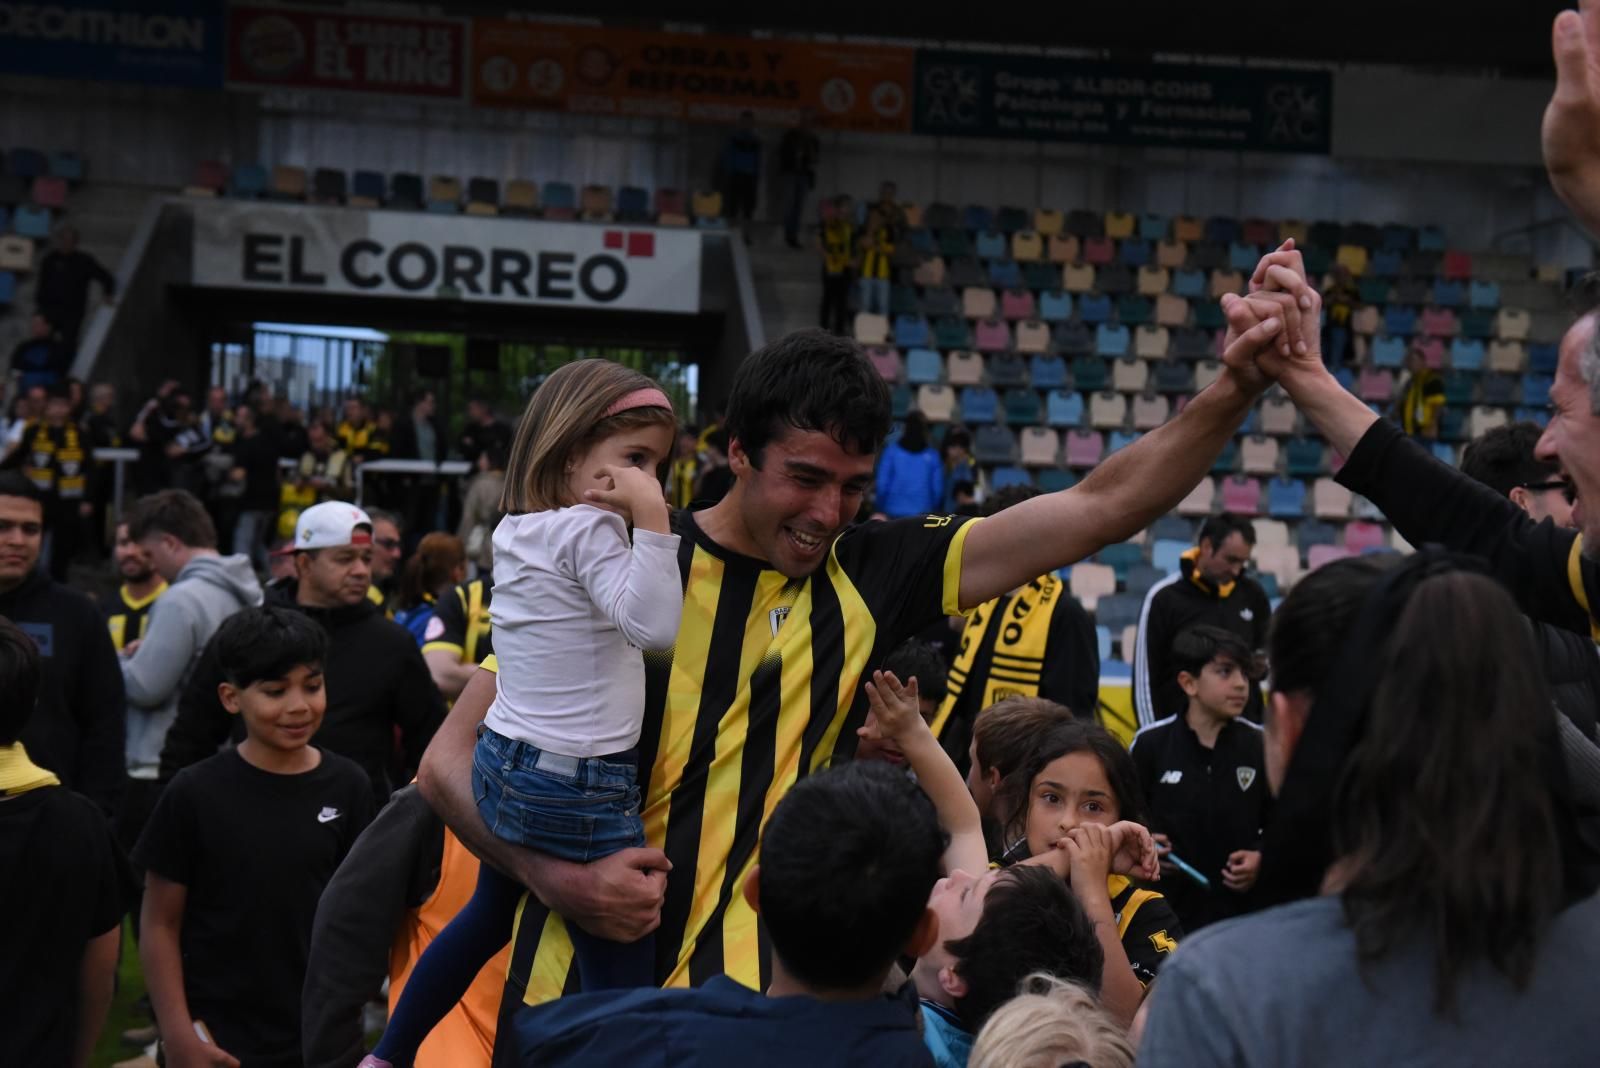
8, 382, 92, 580
456, 443, 504, 578
393, 387, 446, 534
0, 616, 124, 1068
1130, 625, 1268, 931
778, 111, 820, 249
934, 486, 1099, 776
120, 489, 262, 795
393, 532, 466, 647
721, 109, 763, 245
137, 606, 374, 1068
1319, 264, 1357, 369
1134, 512, 1270, 729
81, 381, 119, 552
422, 570, 495, 702
275, 396, 311, 461
857, 206, 894, 315
1138, 555, 1600, 1066
160, 501, 446, 807
1461, 422, 1599, 740
8, 313, 71, 392
199, 384, 234, 447
1, 384, 44, 465
0, 471, 123, 814
286, 420, 355, 525
940, 430, 976, 513
338, 396, 389, 464
670, 427, 700, 508
227, 402, 282, 573
693, 426, 735, 503
34, 225, 115, 355
874, 412, 943, 519
366, 507, 405, 617
855, 640, 948, 767
818, 194, 855, 335
458, 396, 511, 469
968, 974, 1133, 1068
1394, 340, 1444, 438
875, 180, 907, 238
512, 762, 942, 1066
304, 783, 506, 1068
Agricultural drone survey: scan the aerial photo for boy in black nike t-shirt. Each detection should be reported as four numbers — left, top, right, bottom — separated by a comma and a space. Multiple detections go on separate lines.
135, 606, 373, 1068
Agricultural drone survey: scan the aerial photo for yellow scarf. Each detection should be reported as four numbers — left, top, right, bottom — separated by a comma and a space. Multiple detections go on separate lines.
1181, 546, 1236, 599
0, 742, 60, 796
934, 574, 1065, 738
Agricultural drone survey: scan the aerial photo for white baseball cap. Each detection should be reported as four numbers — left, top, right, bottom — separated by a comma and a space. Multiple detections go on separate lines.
294, 502, 373, 551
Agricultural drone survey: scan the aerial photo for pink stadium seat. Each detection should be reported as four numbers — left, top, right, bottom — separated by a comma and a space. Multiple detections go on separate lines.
655, 188, 689, 226
1344, 521, 1386, 554
1313, 477, 1353, 518
1082, 236, 1115, 265
1155, 294, 1188, 329
1307, 544, 1353, 571
1421, 307, 1459, 337
1176, 476, 1216, 516
1015, 320, 1051, 354
30, 176, 66, 209
1209, 269, 1245, 299
1416, 336, 1446, 368
1356, 368, 1395, 403
867, 347, 902, 382
1001, 288, 1036, 320
913, 257, 947, 287
1221, 475, 1262, 515
1156, 239, 1188, 269
975, 318, 1012, 351
1065, 429, 1106, 467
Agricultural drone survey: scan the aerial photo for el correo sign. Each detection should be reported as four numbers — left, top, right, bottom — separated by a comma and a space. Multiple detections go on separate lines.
189, 200, 703, 314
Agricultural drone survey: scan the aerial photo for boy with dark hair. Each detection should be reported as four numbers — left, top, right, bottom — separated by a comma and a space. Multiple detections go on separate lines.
857, 640, 949, 766
1129, 625, 1269, 930
511, 760, 942, 1066
0, 616, 125, 1068
136, 605, 374, 1068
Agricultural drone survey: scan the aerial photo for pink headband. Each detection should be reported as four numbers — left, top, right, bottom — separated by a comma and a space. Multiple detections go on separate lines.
605, 387, 673, 418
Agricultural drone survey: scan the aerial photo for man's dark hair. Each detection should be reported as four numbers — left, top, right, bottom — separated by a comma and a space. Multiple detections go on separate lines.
881, 640, 949, 705
1171, 624, 1257, 683
984, 484, 1041, 516
1198, 512, 1256, 550
212, 606, 328, 690
1459, 422, 1558, 499
123, 489, 217, 549
758, 761, 944, 991
0, 617, 42, 745
945, 865, 1105, 1033
724, 329, 891, 466
0, 471, 46, 511
1267, 555, 1398, 696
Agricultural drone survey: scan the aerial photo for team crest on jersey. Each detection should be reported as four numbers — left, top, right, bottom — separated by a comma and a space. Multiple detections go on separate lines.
769, 606, 791, 636
1240, 608, 1254, 621
1237, 767, 1257, 791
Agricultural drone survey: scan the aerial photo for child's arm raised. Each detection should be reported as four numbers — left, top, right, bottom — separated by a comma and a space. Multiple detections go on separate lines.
140, 874, 239, 1068
860, 670, 988, 874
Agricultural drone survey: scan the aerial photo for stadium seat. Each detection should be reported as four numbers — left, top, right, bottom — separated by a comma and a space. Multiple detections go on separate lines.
988, 259, 1022, 289
1335, 245, 1369, 275
1155, 294, 1189, 329
1001, 288, 1036, 320
1356, 368, 1395, 404
1099, 264, 1134, 296
1108, 430, 1140, 455
1307, 544, 1354, 572
1020, 427, 1059, 465
1156, 239, 1188, 270
1117, 295, 1152, 326
1449, 338, 1485, 372
1442, 250, 1473, 280
1070, 563, 1117, 613
614, 185, 651, 222
1153, 360, 1193, 394
1171, 267, 1206, 299
1480, 373, 1517, 406
1030, 355, 1068, 389
1090, 391, 1127, 429
1137, 265, 1170, 297
1259, 396, 1296, 435
1469, 405, 1510, 438
426, 176, 461, 213
690, 189, 722, 225
1175, 478, 1216, 518
1150, 537, 1187, 572
1139, 213, 1168, 241
1012, 231, 1045, 263
992, 354, 1029, 389
1294, 518, 1340, 555
947, 350, 984, 385
974, 425, 1016, 464
1048, 234, 1080, 264
655, 188, 688, 226
186, 159, 228, 197
1112, 358, 1149, 394
1125, 564, 1165, 601
1038, 468, 1077, 493
383, 172, 422, 210
1285, 437, 1325, 477
1056, 322, 1094, 357
853, 313, 889, 344
891, 384, 914, 420
1209, 269, 1246, 299
1062, 263, 1096, 294
975, 230, 1007, 259
0, 270, 15, 305
1065, 429, 1105, 467
229, 162, 268, 198
1241, 435, 1280, 475
1221, 475, 1261, 515
1171, 215, 1202, 243
1496, 307, 1531, 341
1120, 238, 1152, 268
1459, 308, 1495, 340
1522, 373, 1553, 407
1032, 208, 1065, 237
1096, 324, 1131, 358
307, 167, 346, 205
1046, 390, 1085, 427
991, 466, 1032, 490
350, 169, 387, 208
1097, 543, 1144, 583
1312, 478, 1352, 518
1132, 393, 1170, 430
1344, 521, 1387, 554
29, 175, 65, 210
894, 315, 931, 348
1078, 292, 1113, 325
1350, 306, 1381, 336
1370, 335, 1407, 368
1421, 307, 1459, 337
1487, 339, 1527, 373
575, 185, 612, 221
1266, 476, 1307, 517
1038, 290, 1073, 322
964, 204, 995, 232
974, 318, 1011, 352
905, 348, 942, 385
916, 384, 955, 422
1195, 360, 1223, 391
868, 347, 904, 383
923, 204, 959, 230
1432, 279, 1465, 307
1193, 301, 1226, 330
960, 387, 1000, 424
1171, 329, 1212, 361
11, 205, 50, 239
1227, 241, 1259, 272
1204, 216, 1240, 245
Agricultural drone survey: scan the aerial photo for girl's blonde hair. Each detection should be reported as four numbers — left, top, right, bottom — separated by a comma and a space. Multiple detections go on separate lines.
500, 359, 676, 514
968, 974, 1134, 1068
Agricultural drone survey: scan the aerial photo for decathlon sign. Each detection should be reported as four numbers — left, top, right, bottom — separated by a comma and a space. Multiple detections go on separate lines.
189, 201, 703, 314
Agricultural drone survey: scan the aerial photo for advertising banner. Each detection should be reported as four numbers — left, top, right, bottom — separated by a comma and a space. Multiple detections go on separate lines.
0, 0, 223, 87
914, 51, 1332, 154
226, 4, 465, 100
470, 19, 913, 132
189, 201, 703, 315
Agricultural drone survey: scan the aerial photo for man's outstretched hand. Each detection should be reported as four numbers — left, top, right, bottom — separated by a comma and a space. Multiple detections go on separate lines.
1223, 244, 1326, 388
1545, 0, 1600, 239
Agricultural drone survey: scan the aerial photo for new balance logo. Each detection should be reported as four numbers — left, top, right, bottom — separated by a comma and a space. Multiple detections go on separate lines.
316, 807, 342, 824
1159, 770, 1183, 785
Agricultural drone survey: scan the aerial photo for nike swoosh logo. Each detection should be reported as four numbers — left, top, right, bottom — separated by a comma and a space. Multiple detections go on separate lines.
317, 811, 341, 823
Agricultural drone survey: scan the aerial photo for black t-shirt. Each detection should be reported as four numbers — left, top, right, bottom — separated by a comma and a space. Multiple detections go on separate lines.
133, 748, 374, 1066
0, 785, 127, 1068
232, 432, 283, 511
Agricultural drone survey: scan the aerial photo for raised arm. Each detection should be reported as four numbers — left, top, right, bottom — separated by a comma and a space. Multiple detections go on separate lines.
861, 670, 987, 873
1544, 2, 1600, 240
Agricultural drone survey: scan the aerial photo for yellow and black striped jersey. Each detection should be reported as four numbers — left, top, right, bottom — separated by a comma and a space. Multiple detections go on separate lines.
421, 576, 495, 665
494, 507, 978, 1013
101, 581, 167, 652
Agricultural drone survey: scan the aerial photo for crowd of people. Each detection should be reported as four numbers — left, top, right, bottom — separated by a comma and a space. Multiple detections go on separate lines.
8, 9, 1600, 1068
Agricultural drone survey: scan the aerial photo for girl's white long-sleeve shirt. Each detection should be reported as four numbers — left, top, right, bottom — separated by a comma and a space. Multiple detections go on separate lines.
485, 504, 682, 756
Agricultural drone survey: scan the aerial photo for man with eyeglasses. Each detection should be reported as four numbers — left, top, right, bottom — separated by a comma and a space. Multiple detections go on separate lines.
365, 508, 405, 618
1461, 423, 1599, 741
0, 470, 125, 815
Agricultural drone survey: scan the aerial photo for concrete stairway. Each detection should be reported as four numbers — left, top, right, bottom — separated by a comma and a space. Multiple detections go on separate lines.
745, 225, 825, 348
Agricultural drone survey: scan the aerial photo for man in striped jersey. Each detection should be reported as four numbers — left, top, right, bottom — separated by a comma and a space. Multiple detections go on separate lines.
415, 321, 1292, 1058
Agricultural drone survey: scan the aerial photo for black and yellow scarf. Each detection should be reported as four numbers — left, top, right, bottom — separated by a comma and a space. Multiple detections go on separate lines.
933, 573, 1066, 738
22, 421, 87, 499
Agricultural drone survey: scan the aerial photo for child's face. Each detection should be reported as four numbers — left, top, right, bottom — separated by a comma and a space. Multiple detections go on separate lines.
567, 422, 674, 509
1180, 656, 1251, 720
925, 867, 1004, 959
1023, 751, 1121, 857
230, 664, 327, 753
854, 697, 937, 766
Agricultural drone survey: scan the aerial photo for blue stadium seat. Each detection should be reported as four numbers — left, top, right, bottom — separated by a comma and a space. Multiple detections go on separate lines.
1046, 389, 1085, 427
48, 151, 83, 184
1296, 519, 1340, 552
890, 385, 912, 420
963, 204, 994, 232
1267, 476, 1308, 517
975, 230, 1007, 259
1204, 217, 1240, 245
1172, 268, 1206, 299
1371, 335, 1407, 368
1055, 321, 1093, 356
1521, 373, 1553, 407
1211, 439, 1239, 474
12, 204, 50, 238
974, 425, 1016, 463
1515, 407, 1550, 428
1481, 374, 1517, 406
1152, 538, 1188, 573
1097, 543, 1144, 581
921, 287, 960, 318
1103, 658, 1134, 679
1107, 430, 1140, 455
1039, 290, 1073, 322
1125, 563, 1165, 601
351, 169, 386, 203
0, 271, 15, 305
1381, 223, 1417, 252
1139, 213, 1167, 240
1370, 250, 1403, 277
229, 162, 268, 198
1429, 441, 1457, 465
1096, 593, 1143, 633
543, 181, 577, 216
1030, 355, 1068, 390
991, 465, 1031, 489
1078, 293, 1113, 325
1154, 360, 1194, 394
1469, 280, 1501, 309
1383, 306, 1417, 336
905, 348, 942, 385
906, 228, 937, 254
1441, 371, 1476, 406
1417, 225, 1447, 252
1095, 625, 1114, 663
988, 259, 1022, 289
7, 147, 45, 178
1528, 343, 1559, 375
893, 315, 930, 348
1119, 239, 1152, 267
1432, 280, 1465, 307
1449, 338, 1485, 372
1096, 324, 1131, 358
616, 185, 651, 221
1285, 437, 1325, 477
1229, 242, 1260, 272
959, 387, 1000, 424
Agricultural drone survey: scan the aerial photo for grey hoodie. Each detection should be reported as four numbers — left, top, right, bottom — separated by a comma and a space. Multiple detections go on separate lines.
122, 552, 263, 776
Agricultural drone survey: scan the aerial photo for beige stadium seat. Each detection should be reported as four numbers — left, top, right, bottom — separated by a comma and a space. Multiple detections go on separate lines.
1034, 208, 1064, 236
1012, 231, 1044, 262
1253, 518, 1290, 548
1020, 427, 1060, 466
580, 184, 614, 220
853, 313, 889, 344
1132, 393, 1170, 430
1048, 234, 1080, 263
1313, 477, 1353, 519
1090, 391, 1128, 429
1351, 306, 1381, 336
1487, 339, 1527, 373
1112, 358, 1149, 393
1209, 269, 1245, 299
913, 257, 947, 288
1134, 325, 1170, 359
503, 179, 540, 215
1156, 239, 1188, 269
917, 384, 956, 422
272, 165, 307, 199
1156, 294, 1189, 329
1015, 319, 1051, 354
1240, 435, 1280, 475
1495, 307, 1531, 341
1063, 263, 1096, 293
1069, 562, 1117, 613
947, 350, 984, 386
1260, 396, 1297, 436
962, 286, 997, 320
1255, 543, 1302, 589
0, 235, 34, 272
1137, 265, 1171, 297
1176, 476, 1216, 516
1470, 405, 1510, 438
1194, 360, 1222, 391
